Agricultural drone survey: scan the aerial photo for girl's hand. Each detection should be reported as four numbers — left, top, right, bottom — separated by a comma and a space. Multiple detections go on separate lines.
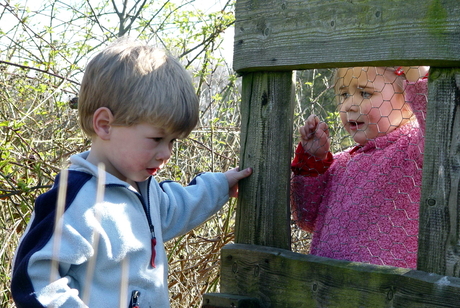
224, 167, 253, 198
299, 114, 330, 160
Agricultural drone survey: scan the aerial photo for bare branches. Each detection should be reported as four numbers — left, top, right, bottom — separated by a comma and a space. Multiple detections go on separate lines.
110, 0, 149, 37
0, 60, 80, 85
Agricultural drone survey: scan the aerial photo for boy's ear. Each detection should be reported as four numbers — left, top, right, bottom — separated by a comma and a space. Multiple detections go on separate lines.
92, 107, 114, 140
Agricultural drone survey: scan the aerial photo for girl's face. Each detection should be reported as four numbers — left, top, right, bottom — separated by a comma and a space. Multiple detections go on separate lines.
336, 67, 410, 146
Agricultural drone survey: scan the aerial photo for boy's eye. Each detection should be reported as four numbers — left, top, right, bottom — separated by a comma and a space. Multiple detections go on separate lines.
150, 137, 176, 144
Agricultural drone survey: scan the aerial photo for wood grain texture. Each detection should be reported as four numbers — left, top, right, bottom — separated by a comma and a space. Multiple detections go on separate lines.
233, 0, 460, 72
235, 71, 294, 250
221, 244, 460, 308
418, 68, 460, 276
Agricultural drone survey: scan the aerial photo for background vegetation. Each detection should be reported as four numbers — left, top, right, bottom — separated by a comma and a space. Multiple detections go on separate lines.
0, 0, 345, 307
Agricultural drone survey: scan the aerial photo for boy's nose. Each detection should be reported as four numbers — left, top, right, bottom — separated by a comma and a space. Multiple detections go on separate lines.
156, 145, 172, 161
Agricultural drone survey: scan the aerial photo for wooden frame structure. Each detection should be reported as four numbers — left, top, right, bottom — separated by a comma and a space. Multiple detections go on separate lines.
204, 0, 460, 307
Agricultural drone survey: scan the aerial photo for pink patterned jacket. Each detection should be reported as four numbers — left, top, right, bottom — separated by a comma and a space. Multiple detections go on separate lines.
291, 80, 427, 268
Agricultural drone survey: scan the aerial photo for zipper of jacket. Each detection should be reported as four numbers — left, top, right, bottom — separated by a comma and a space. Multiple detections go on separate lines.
114, 178, 157, 268
136, 177, 157, 268
129, 290, 141, 308
108, 180, 157, 268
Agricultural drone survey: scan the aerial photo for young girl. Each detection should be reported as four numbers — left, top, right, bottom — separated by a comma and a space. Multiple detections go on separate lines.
291, 66, 429, 269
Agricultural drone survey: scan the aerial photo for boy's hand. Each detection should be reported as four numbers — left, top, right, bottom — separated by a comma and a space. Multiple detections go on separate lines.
224, 167, 253, 198
299, 114, 330, 160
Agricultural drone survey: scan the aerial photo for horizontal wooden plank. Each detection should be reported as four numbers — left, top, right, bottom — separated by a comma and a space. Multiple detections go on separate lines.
220, 243, 460, 308
233, 0, 460, 72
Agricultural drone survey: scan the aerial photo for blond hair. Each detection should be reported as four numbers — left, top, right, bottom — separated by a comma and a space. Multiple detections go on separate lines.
78, 38, 199, 137
333, 67, 406, 95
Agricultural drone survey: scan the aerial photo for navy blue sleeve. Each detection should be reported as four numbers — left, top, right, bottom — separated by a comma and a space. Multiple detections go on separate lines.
11, 171, 92, 308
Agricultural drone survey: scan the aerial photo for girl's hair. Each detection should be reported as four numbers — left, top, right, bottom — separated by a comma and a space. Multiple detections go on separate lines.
333, 67, 406, 94
78, 38, 199, 137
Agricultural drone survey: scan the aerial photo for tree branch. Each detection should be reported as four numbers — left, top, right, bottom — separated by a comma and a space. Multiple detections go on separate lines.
0, 60, 80, 85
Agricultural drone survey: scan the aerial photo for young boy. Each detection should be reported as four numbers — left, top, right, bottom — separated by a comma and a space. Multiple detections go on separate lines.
11, 39, 252, 308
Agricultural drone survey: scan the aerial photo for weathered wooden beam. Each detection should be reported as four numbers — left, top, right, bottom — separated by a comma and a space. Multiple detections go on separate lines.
418, 68, 460, 276
236, 71, 294, 250
234, 0, 460, 72
221, 244, 460, 308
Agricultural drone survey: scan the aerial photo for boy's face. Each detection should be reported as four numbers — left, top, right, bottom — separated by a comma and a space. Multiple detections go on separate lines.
336, 67, 407, 145
102, 123, 180, 185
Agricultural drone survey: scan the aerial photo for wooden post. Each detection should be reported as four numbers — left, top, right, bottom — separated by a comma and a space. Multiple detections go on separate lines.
235, 71, 294, 250
418, 68, 460, 276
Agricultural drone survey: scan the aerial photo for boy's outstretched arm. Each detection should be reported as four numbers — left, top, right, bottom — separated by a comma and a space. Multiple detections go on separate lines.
224, 167, 253, 198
